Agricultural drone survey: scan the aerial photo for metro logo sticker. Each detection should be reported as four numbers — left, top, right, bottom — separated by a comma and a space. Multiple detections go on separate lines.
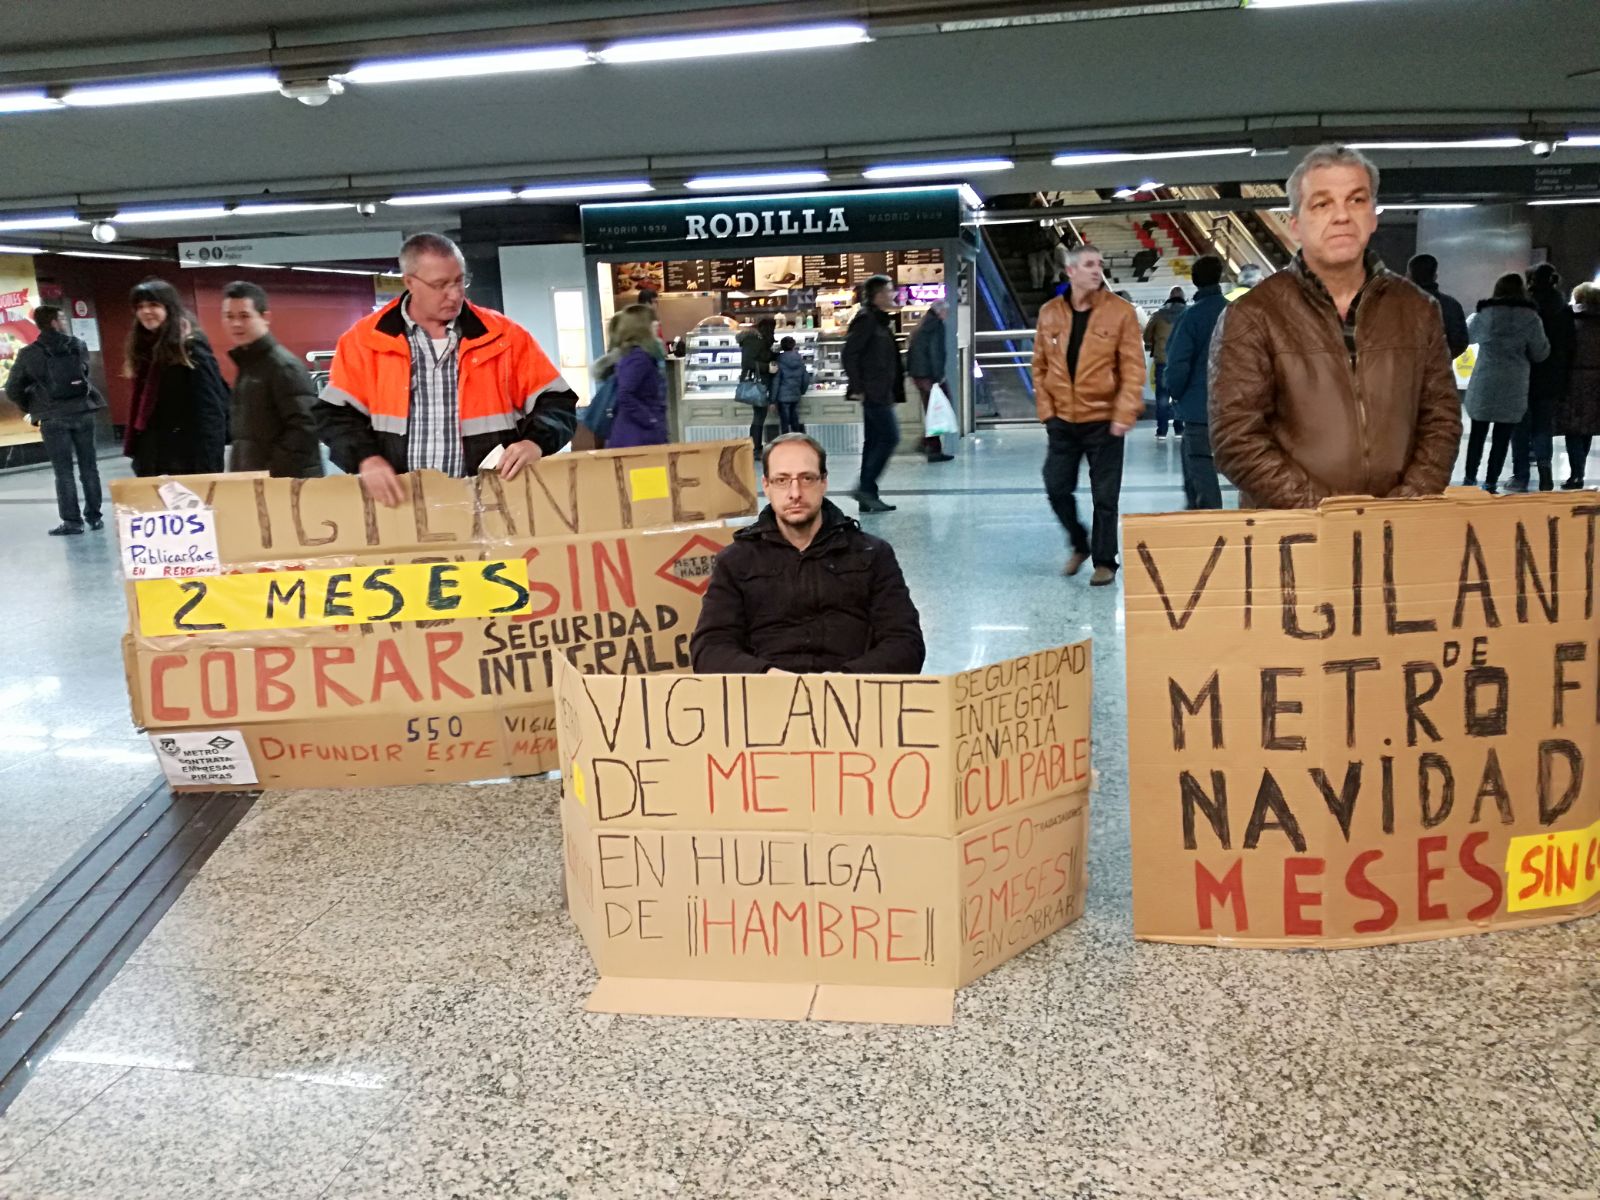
656, 534, 724, 597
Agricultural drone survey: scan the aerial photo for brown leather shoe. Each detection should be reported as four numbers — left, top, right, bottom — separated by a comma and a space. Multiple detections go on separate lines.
1090, 566, 1117, 587
1063, 552, 1088, 577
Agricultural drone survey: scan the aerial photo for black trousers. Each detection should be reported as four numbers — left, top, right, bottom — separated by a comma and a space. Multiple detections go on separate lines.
1043, 418, 1126, 569
1567, 434, 1593, 483
41, 414, 102, 527
1180, 422, 1223, 510
857, 402, 899, 498
1464, 417, 1516, 487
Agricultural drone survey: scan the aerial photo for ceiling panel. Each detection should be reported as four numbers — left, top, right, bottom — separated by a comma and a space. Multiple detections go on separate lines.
0, 0, 1594, 234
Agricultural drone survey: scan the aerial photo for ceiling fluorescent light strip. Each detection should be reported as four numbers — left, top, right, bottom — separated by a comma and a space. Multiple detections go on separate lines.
598, 24, 868, 65
517, 180, 655, 199
0, 214, 84, 231
1053, 147, 1248, 166
232, 202, 358, 216
1348, 138, 1526, 151
1246, 0, 1386, 7
0, 243, 45, 254
63, 72, 280, 108
862, 159, 1014, 180
113, 205, 229, 224
0, 90, 61, 114
1528, 197, 1600, 206
1561, 135, 1600, 147
684, 171, 829, 190
342, 47, 590, 85
61, 250, 154, 260
383, 189, 518, 207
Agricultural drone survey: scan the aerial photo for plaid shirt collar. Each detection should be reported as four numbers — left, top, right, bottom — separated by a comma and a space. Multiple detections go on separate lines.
1295, 249, 1385, 358
399, 296, 465, 476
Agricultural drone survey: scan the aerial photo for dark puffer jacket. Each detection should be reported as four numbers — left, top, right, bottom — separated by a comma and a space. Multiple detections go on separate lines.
227, 333, 324, 477
690, 499, 925, 674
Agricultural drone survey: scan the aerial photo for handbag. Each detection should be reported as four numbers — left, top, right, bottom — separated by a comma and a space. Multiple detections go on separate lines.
580, 375, 618, 439
734, 373, 769, 407
924, 382, 959, 438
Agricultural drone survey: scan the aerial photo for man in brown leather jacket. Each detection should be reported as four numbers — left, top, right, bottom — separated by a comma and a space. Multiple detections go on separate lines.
1032, 246, 1146, 585
1209, 145, 1461, 509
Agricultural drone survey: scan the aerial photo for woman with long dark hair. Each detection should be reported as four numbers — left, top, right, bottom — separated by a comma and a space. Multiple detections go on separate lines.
123, 278, 229, 476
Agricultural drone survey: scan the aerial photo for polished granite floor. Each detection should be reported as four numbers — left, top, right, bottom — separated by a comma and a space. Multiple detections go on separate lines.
0, 430, 1597, 1200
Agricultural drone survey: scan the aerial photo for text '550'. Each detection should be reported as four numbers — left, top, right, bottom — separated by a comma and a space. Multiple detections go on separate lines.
137, 561, 532, 636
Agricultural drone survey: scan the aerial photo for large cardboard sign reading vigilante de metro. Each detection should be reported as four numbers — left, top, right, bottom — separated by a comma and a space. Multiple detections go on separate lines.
1124, 490, 1600, 948
555, 643, 1092, 1026
115, 441, 756, 790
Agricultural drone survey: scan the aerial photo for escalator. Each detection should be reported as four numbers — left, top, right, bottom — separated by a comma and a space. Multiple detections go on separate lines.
972, 223, 1040, 423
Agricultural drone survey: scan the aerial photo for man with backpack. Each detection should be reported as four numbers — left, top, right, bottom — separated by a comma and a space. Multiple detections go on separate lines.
4, 305, 106, 536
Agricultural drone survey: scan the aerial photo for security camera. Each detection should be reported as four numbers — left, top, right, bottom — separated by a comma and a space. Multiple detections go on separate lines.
355, 202, 377, 217
1531, 140, 1557, 158
279, 78, 345, 107
90, 221, 118, 243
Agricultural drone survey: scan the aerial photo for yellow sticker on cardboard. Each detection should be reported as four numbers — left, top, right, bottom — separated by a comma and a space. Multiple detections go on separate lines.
137, 560, 532, 637
629, 466, 669, 502
572, 761, 588, 807
1504, 819, 1600, 912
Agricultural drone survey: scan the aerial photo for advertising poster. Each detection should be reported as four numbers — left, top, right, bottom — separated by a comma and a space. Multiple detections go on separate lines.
0, 254, 42, 447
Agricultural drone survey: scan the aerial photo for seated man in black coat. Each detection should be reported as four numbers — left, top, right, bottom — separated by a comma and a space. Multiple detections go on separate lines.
690, 433, 925, 674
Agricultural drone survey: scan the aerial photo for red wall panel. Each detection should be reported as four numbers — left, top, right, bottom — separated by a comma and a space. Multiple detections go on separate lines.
31, 258, 375, 425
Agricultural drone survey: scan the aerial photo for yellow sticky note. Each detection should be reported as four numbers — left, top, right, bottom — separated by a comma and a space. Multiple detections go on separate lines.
1505, 819, 1600, 912
629, 466, 669, 502
572, 762, 588, 807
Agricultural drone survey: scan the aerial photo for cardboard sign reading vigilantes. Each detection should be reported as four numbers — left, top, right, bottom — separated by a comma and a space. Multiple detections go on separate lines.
1124, 491, 1600, 948
555, 643, 1092, 1026
114, 441, 756, 790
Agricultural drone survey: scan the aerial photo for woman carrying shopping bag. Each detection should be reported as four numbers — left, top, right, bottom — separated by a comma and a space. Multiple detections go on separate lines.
906, 301, 954, 463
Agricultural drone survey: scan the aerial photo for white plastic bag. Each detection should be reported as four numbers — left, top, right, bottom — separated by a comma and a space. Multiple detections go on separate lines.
924, 382, 958, 438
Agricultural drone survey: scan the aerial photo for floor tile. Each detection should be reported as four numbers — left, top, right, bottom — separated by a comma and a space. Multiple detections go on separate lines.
0, 1067, 396, 1200
49, 965, 410, 1090
319, 1093, 711, 1199
1209, 1028, 1597, 1187
1326, 951, 1600, 1050
0, 1061, 129, 1170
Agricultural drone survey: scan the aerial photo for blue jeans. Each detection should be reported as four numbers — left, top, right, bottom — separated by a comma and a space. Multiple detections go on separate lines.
857, 402, 899, 498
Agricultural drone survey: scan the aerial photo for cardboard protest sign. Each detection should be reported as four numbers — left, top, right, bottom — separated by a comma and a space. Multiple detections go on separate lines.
555, 642, 1092, 1025
1124, 491, 1600, 948
116, 441, 755, 790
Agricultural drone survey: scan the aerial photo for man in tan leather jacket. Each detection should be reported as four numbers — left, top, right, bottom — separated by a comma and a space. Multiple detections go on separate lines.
1032, 246, 1147, 585
1209, 144, 1461, 509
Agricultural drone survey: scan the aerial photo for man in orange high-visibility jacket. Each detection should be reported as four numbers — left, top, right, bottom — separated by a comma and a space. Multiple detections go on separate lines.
316, 231, 577, 506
